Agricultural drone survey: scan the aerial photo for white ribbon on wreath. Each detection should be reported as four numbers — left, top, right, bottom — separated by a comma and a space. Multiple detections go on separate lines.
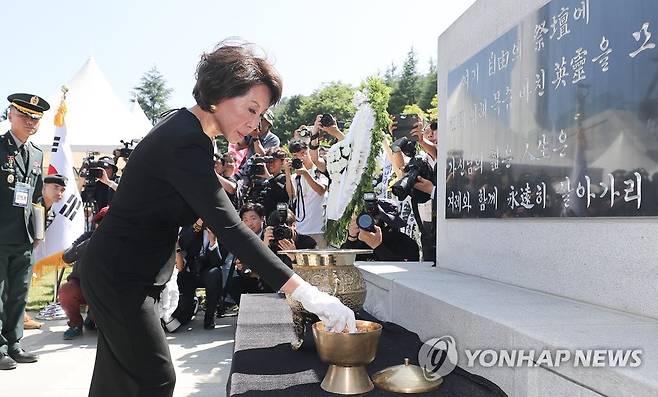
326, 90, 375, 221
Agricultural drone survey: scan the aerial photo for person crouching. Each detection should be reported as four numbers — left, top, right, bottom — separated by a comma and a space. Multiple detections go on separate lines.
58, 207, 108, 340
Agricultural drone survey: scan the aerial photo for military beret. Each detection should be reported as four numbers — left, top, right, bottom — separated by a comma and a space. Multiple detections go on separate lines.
7, 93, 50, 119
44, 174, 68, 187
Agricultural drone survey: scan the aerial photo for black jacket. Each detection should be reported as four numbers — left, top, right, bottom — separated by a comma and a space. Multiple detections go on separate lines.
177, 225, 222, 274
80, 109, 294, 287
0, 131, 43, 244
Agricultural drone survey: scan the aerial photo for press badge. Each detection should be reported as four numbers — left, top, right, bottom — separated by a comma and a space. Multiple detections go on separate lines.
13, 182, 30, 208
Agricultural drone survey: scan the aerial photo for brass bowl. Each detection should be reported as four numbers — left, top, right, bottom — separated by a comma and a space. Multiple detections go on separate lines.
312, 320, 382, 395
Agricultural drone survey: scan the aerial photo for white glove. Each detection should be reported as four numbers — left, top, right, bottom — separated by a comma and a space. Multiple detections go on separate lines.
291, 282, 357, 333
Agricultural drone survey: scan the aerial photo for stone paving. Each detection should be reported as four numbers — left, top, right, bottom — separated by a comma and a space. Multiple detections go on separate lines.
0, 311, 236, 397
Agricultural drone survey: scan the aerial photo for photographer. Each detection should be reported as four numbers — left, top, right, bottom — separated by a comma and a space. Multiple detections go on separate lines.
389, 119, 437, 265
411, 121, 438, 199
341, 196, 419, 262
235, 109, 280, 173
171, 219, 224, 330
289, 140, 329, 248
229, 205, 316, 305
258, 147, 294, 217
80, 155, 120, 211
263, 205, 317, 267
238, 153, 275, 208
306, 114, 345, 174
58, 206, 109, 340
226, 203, 269, 305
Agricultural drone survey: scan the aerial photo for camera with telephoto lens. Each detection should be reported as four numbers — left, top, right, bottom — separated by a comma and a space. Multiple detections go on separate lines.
270, 202, 293, 241
391, 137, 433, 203
79, 151, 100, 181
79, 151, 104, 217
356, 192, 379, 232
246, 155, 275, 178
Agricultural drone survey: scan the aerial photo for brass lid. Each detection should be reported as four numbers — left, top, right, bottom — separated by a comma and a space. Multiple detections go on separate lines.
372, 358, 443, 393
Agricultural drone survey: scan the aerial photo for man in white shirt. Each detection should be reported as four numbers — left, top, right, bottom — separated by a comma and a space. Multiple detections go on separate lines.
289, 140, 328, 248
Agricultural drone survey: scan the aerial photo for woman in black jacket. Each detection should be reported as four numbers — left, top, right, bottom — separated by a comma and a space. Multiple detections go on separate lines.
80, 40, 354, 397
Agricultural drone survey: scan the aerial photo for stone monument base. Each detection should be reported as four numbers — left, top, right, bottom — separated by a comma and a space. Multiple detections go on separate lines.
358, 262, 658, 397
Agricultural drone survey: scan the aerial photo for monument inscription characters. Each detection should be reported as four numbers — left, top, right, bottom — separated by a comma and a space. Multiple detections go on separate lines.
446, 0, 658, 218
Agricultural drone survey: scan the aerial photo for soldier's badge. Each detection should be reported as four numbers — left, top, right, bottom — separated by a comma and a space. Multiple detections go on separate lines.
7, 174, 15, 184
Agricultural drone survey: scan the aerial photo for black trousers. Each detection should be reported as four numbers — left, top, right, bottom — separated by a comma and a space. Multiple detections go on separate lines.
0, 243, 33, 354
81, 263, 176, 397
173, 267, 222, 324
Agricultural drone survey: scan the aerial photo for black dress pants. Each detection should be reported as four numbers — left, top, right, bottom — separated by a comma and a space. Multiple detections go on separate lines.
174, 267, 222, 324
0, 243, 33, 354
81, 264, 176, 397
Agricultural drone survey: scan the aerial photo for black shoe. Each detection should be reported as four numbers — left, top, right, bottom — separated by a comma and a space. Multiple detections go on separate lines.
203, 316, 216, 329
83, 316, 96, 331
0, 354, 17, 370
8, 348, 38, 363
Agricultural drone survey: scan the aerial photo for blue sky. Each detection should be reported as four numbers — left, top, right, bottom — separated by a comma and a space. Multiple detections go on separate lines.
2, 0, 475, 107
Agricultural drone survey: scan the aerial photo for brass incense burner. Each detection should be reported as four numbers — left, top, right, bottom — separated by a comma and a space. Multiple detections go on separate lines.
280, 249, 371, 350
313, 320, 382, 395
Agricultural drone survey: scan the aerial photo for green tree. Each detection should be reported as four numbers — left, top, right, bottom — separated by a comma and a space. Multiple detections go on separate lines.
388, 47, 421, 114
132, 67, 173, 124
272, 95, 308, 143
383, 62, 399, 90
427, 95, 438, 121
273, 82, 357, 144
419, 57, 437, 112
298, 81, 357, 128
0, 106, 8, 122
402, 104, 427, 121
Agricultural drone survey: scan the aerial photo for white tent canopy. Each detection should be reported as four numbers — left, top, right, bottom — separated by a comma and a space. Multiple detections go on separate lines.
31, 57, 151, 152
590, 129, 658, 176
130, 100, 153, 134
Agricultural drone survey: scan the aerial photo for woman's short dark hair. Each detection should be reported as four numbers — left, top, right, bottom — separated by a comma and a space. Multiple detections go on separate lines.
239, 202, 265, 219
193, 39, 283, 112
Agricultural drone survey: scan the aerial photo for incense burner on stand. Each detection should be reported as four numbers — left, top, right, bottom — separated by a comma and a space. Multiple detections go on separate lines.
279, 249, 371, 350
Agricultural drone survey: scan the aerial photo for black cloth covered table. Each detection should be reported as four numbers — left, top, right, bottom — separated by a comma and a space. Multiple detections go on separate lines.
227, 294, 507, 397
